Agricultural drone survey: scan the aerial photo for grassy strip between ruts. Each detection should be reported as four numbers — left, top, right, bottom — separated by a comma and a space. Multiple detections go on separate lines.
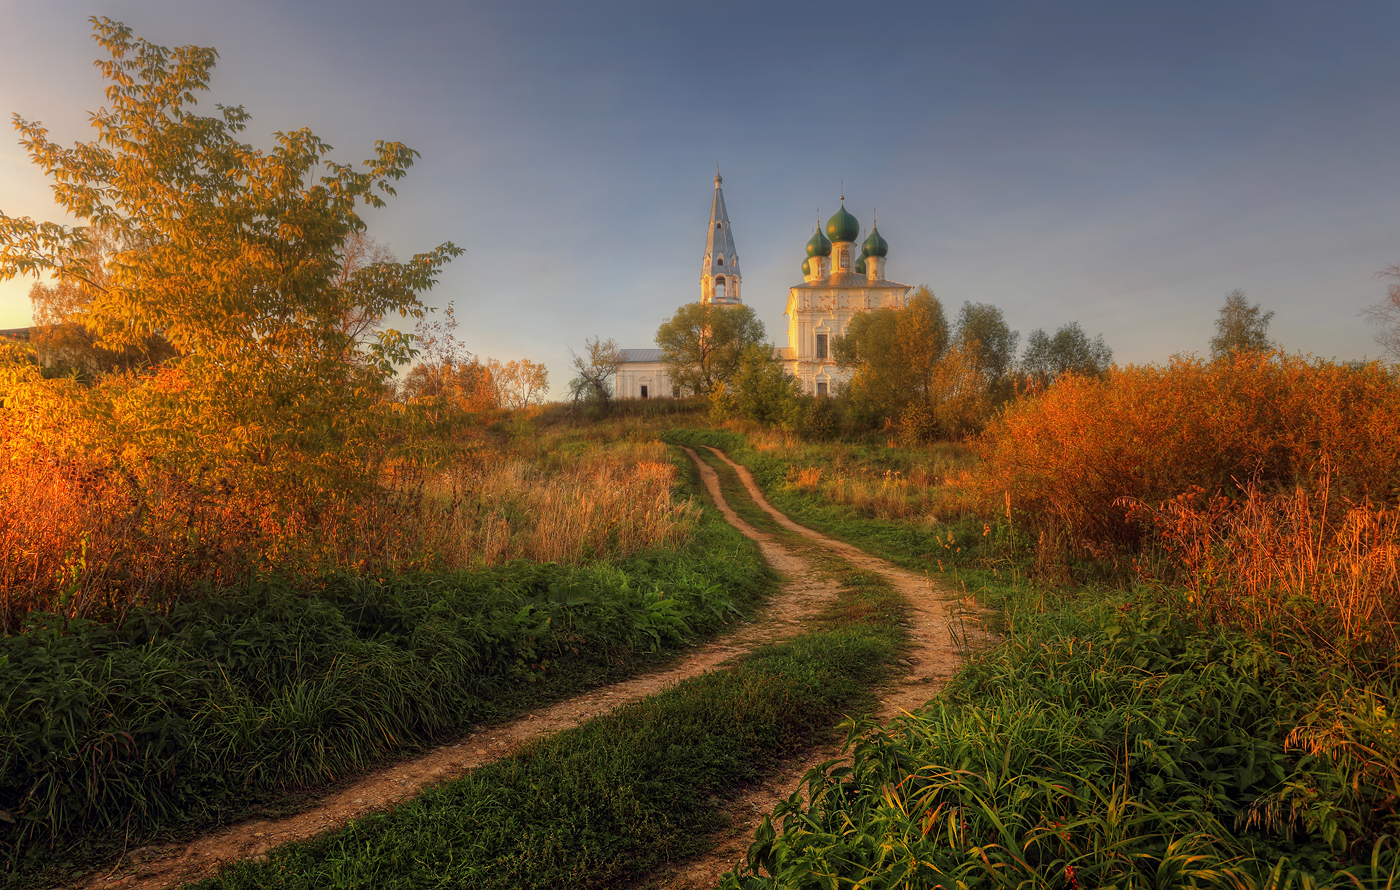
661, 429, 971, 579
3, 455, 769, 887
192, 529, 907, 888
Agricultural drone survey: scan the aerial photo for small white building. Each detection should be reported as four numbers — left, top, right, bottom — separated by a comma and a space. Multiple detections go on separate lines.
613, 348, 677, 400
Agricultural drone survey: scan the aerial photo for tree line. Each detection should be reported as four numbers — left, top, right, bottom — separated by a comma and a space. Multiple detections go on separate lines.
573, 281, 1325, 443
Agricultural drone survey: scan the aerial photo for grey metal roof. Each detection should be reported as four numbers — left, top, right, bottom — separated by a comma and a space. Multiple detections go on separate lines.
619, 348, 666, 363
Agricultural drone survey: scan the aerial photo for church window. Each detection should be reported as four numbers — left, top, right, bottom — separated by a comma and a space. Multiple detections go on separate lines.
815, 333, 828, 360
717, 256, 723, 265
816, 381, 828, 397
715, 278, 726, 300
640, 385, 649, 399
839, 250, 849, 270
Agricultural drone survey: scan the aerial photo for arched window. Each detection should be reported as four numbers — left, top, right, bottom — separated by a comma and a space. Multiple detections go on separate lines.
717, 256, 724, 265
839, 250, 849, 270
715, 277, 726, 300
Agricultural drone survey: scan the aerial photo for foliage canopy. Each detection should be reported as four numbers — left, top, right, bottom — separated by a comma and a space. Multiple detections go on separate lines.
834, 286, 950, 424
710, 344, 801, 426
954, 300, 1019, 388
1210, 288, 1275, 360
0, 19, 461, 571
656, 302, 766, 395
1020, 321, 1113, 387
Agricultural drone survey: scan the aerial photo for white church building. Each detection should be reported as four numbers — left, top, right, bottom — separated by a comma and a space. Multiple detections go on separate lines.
614, 174, 910, 398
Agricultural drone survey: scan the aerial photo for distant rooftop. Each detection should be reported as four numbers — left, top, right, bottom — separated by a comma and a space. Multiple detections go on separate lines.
0, 327, 33, 341
618, 348, 665, 363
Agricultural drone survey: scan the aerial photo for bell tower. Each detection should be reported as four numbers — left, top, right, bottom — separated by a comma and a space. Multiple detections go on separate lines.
700, 172, 742, 306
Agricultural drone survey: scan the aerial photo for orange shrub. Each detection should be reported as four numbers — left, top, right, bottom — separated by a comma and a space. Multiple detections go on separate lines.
970, 352, 1400, 554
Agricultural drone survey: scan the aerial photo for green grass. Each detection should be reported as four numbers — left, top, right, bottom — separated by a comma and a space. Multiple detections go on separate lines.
723, 581, 1400, 890
195, 628, 896, 890
663, 429, 1399, 889
1, 473, 770, 887
663, 428, 990, 577
192, 470, 909, 889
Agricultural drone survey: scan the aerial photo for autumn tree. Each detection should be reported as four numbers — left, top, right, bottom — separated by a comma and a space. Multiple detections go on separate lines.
489, 358, 549, 410
398, 301, 494, 412
955, 301, 1018, 380
1209, 288, 1274, 359
1020, 322, 1113, 388
1362, 265, 1400, 360
834, 285, 951, 431
0, 19, 459, 499
954, 300, 1019, 404
568, 336, 623, 410
655, 302, 766, 395
27, 227, 178, 375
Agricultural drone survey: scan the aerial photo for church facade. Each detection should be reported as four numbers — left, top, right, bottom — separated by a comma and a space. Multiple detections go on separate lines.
614, 175, 910, 398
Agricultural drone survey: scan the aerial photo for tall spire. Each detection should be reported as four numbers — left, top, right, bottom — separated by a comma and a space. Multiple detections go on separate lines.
701, 170, 741, 305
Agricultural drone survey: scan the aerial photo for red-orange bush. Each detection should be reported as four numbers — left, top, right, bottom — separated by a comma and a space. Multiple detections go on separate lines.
971, 352, 1400, 555
0, 357, 461, 630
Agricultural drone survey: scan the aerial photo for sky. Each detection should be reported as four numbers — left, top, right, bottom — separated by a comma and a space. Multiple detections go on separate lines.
2, 0, 1398, 396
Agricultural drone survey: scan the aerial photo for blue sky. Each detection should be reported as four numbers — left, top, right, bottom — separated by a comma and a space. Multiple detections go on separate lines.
2, 0, 1398, 395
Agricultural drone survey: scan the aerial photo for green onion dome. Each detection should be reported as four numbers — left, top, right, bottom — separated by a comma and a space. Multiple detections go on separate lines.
826, 204, 860, 243
802, 257, 812, 276
854, 255, 867, 275
862, 225, 888, 258
805, 227, 832, 258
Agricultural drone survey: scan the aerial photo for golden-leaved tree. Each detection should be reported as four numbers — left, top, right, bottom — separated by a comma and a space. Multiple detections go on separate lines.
0, 19, 458, 487
0, 19, 460, 613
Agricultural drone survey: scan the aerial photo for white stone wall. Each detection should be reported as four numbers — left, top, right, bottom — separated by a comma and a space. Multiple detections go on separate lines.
782, 278, 911, 395
614, 361, 677, 398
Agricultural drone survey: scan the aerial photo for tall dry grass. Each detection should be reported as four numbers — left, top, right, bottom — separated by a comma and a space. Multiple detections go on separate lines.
425, 440, 698, 566
1135, 481, 1399, 649
784, 466, 938, 520
1, 433, 698, 630
0, 457, 441, 630
753, 428, 975, 521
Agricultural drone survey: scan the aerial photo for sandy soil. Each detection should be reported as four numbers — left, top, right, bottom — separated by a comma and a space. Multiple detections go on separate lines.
69, 446, 982, 890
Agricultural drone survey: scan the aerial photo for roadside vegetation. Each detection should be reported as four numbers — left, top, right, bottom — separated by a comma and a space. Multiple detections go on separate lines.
0, 436, 768, 879
193, 564, 904, 890
4, 17, 1400, 890
679, 349, 1400, 888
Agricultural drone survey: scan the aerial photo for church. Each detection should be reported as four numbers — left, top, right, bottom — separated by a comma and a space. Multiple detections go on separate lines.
614, 174, 911, 398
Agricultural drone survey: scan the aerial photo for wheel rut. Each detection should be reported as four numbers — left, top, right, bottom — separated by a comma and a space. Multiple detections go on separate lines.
72, 446, 981, 890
